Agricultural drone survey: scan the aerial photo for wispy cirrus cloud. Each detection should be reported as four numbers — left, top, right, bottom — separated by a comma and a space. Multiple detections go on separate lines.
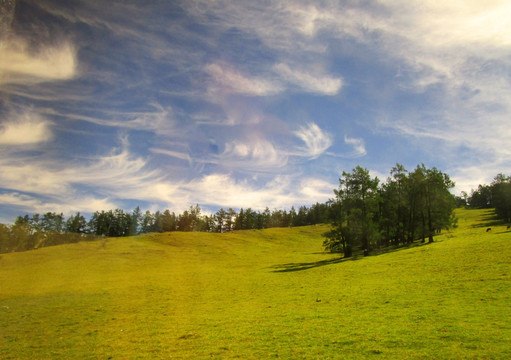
293, 122, 333, 159
0, 135, 161, 201
0, 192, 117, 218
46, 103, 174, 134
204, 63, 282, 96
204, 62, 343, 97
181, 173, 334, 211
0, 39, 77, 85
217, 139, 289, 172
343, 135, 367, 158
274, 63, 342, 95
0, 109, 53, 145
1, 0, 510, 223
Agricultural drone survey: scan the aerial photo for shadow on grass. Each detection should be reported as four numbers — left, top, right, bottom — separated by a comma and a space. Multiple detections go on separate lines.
271, 241, 433, 273
471, 211, 506, 228
270, 256, 357, 272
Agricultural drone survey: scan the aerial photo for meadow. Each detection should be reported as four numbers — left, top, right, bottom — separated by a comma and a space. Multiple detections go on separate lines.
1, 208, 510, 359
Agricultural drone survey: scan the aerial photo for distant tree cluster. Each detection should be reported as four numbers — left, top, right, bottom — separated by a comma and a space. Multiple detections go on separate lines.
0, 203, 330, 253
0, 212, 98, 253
463, 173, 511, 223
0, 164, 465, 256
323, 164, 457, 257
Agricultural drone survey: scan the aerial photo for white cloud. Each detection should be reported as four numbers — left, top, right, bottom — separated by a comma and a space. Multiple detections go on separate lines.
299, 178, 336, 202
294, 122, 333, 159
0, 39, 77, 85
0, 136, 161, 201
0, 192, 117, 218
46, 103, 173, 134
218, 139, 289, 171
274, 63, 343, 95
0, 110, 53, 145
343, 135, 367, 158
204, 63, 282, 96
150, 148, 192, 163
204, 61, 342, 98
450, 160, 511, 196
182, 173, 332, 211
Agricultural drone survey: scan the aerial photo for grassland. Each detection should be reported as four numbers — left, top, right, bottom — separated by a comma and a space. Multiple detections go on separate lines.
1, 208, 510, 359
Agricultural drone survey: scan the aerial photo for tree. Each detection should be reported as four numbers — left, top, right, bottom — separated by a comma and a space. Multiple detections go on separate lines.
491, 174, 511, 223
65, 212, 87, 234
423, 166, 456, 242
161, 209, 177, 232
323, 166, 380, 257
225, 208, 237, 232
322, 198, 346, 253
380, 167, 405, 247
469, 184, 493, 208
131, 206, 142, 235
215, 208, 227, 233
0, 224, 9, 253
234, 208, 245, 230
141, 210, 154, 234
9, 222, 34, 251
40, 212, 64, 232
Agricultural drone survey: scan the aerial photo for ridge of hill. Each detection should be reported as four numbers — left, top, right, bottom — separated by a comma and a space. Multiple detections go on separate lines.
1, 209, 510, 359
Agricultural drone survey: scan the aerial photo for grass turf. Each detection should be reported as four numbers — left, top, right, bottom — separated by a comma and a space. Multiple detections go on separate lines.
1, 208, 510, 359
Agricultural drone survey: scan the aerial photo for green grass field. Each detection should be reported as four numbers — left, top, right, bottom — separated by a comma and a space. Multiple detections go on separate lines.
1, 208, 510, 359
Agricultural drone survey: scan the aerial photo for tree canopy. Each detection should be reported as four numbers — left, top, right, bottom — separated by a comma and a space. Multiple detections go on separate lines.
323, 164, 457, 257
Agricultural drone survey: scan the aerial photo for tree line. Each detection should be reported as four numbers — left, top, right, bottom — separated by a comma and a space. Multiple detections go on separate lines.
0, 203, 330, 253
460, 173, 511, 223
323, 164, 457, 257
0, 163, 463, 255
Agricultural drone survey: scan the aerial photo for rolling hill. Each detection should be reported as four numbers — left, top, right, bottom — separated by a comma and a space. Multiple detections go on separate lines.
1, 209, 510, 359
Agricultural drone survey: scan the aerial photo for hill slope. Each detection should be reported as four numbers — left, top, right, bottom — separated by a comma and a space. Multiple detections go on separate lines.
1, 209, 510, 359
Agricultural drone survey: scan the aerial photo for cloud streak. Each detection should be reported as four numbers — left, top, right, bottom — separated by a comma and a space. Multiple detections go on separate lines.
0, 0, 510, 221
274, 63, 343, 95
0, 109, 53, 145
205, 63, 282, 96
0, 39, 77, 85
293, 122, 333, 159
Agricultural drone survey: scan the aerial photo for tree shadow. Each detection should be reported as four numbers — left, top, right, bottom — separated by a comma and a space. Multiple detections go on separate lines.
471, 212, 506, 228
271, 241, 433, 273
270, 256, 358, 273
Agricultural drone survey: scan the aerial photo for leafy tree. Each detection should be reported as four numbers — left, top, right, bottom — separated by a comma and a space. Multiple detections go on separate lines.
0, 224, 9, 253
141, 210, 154, 233
469, 184, 493, 208
243, 208, 257, 230
322, 198, 346, 253
131, 206, 142, 235
41, 212, 64, 232
491, 174, 511, 223
215, 208, 226, 233
9, 222, 34, 251
225, 208, 236, 232
423, 166, 456, 242
323, 166, 380, 257
161, 209, 177, 232
65, 212, 87, 234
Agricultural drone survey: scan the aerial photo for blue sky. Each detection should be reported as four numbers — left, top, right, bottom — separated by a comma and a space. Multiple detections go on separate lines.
1, 0, 510, 222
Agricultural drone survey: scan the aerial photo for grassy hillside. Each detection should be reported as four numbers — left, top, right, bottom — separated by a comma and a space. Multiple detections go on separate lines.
1, 209, 510, 359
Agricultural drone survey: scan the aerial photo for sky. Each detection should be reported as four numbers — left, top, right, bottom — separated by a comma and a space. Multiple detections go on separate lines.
0, 0, 510, 222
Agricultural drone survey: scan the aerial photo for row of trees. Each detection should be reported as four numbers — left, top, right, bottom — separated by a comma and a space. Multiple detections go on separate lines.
86, 203, 330, 236
323, 164, 457, 257
462, 173, 511, 223
0, 203, 330, 253
0, 163, 462, 255
0, 218, 98, 253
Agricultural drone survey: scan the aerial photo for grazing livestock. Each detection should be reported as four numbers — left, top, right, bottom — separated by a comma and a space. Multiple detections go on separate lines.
486, 228, 491, 232
507, 225, 510, 230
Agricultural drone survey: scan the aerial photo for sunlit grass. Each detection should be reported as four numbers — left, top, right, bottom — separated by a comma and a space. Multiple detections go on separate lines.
1, 209, 510, 359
